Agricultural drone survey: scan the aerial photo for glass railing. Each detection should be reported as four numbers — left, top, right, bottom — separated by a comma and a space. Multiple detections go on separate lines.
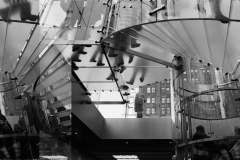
106, 0, 240, 36
47, 91, 71, 105
38, 59, 66, 84
39, 75, 70, 96
172, 58, 240, 159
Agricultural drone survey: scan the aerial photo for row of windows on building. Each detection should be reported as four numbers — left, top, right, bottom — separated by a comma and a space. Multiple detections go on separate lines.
146, 87, 170, 93
146, 97, 170, 103
129, 97, 170, 104
145, 107, 171, 115
188, 69, 211, 73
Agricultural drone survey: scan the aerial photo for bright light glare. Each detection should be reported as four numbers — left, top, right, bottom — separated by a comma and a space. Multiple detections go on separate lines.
40, 155, 68, 159
113, 155, 139, 159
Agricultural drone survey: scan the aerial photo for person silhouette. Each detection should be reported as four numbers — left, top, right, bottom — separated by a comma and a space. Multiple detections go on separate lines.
192, 125, 211, 160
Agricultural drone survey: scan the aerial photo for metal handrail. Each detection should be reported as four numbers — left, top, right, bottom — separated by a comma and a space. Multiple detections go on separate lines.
0, 133, 39, 139
176, 135, 240, 148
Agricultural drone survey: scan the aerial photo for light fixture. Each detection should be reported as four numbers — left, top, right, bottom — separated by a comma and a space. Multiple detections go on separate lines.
40, 155, 68, 159
113, 155, 139, 160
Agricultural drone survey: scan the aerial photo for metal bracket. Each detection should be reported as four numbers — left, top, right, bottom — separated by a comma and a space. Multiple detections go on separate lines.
97, 26, 106, 34
103, 0, 111, 6
95, 37, 104, 43
85, 92, 92, 96
149, 5, 166, 16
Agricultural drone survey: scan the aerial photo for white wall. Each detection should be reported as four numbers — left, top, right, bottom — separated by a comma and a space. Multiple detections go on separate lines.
102, 118, 172, 139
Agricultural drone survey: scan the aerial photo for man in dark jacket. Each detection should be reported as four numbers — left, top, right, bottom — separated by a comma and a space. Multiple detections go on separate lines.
192, 125, 212, 160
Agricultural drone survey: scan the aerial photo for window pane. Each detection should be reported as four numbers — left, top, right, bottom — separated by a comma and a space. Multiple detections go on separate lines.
152, 98, 155, 103
167, 98, 170, 103
151, 108, 155, 114
152, 88, 155, 93
162, 98, 165, 103
147, 98, 150, 103
162, 108, 165, 114
167, 108, 171, 114
146, 108, 150, 114
147, 88, 150, 93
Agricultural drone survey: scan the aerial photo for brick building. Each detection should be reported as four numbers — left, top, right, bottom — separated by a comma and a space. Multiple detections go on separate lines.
138, 80, 171, 118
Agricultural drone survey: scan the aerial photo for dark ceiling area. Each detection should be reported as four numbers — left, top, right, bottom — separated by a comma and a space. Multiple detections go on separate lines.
72, 114, 173, 160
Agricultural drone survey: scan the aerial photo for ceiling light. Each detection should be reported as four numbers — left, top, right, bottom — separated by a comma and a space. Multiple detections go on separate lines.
40, 155, 68, 159
113, 155, 139, 159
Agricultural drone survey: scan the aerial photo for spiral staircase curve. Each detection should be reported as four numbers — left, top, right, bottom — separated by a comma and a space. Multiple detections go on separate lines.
102, 0, 240, 78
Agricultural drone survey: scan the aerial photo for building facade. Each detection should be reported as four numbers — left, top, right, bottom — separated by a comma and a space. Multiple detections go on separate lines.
138, 80, 171, 118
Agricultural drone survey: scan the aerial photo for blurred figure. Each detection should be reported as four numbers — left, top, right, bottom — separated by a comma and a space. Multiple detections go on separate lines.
0, 0, 38, 22
218, 141, 234, 160
0, 112, 14, 159
230, 126, 240, 160
134, 93, 144, 118
14, 116, 26, 133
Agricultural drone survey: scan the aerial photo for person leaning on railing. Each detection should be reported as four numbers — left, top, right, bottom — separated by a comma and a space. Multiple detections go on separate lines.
192, 125, 216, 160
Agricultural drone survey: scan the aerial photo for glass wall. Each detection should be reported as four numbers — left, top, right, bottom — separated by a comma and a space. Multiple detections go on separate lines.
172, 57, 240, 160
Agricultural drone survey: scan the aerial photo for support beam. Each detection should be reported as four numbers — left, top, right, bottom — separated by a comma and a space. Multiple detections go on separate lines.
104, 45, 176, 68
